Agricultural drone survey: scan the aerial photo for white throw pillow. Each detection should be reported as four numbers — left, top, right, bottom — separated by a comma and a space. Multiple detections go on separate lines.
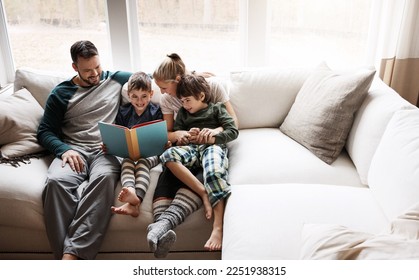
368, 109, 419, 220
0, 88, 45, 158
229, 68, 310, 129
389, 201, 419, 240
300, 223, 419, 260
301, 200, 419, 259
280, 63, 376, 164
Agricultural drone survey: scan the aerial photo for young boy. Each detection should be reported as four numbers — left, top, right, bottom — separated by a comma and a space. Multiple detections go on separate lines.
158, 74, 239, 251
110, 72, 163, 217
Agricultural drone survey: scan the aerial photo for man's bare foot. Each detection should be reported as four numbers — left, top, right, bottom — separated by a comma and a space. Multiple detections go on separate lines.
62, 253, 78, 260
111, 202, 140, 217
204, 227, 223, 251
118, 187, 140, 205
202, 193, 213, 220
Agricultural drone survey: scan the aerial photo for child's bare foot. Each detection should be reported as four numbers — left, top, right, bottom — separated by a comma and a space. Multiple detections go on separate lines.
118, 187, 140, 205
111, 202, 140, 217
202, 193, 213, 220
62, 253, 79, 260
111, 187, 141, 217
204, 227, 223, 251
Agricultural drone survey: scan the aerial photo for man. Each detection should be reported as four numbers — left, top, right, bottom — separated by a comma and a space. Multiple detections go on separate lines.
37, 40, 131, 260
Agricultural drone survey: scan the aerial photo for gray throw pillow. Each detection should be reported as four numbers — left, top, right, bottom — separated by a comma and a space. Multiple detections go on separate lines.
280, 63, 375, 164
0, 88, 45, 158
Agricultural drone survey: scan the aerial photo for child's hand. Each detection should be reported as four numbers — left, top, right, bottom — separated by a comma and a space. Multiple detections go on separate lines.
100, 142, 108, 153
190, 128, 216, 144
164, 141, 172, 150
188, 128, 200, 143
189, 127, 200, 135
175, 130, 192, 145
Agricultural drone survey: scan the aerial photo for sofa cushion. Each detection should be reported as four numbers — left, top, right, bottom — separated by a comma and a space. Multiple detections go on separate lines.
0, 159, 216, 257
227, 128, 364, 187
368, 109, 419, 220
0, 88, 45, 158
0, 157, 52, 232
14, 67, 69, 108
280, 63, 375, 164
229, 68, 310, 129
222, 184, 387, 260
345, 78, 415, 185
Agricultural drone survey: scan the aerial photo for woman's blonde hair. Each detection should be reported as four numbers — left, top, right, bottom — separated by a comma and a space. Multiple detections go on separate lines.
153, 53, 186, 82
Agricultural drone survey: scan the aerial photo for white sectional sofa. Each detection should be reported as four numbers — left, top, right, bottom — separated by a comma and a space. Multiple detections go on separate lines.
1, 64, 419, 260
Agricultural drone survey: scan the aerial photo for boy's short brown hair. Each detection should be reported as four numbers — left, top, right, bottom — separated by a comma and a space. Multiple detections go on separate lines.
177, 74, 211, 103
127, 72, 152, 93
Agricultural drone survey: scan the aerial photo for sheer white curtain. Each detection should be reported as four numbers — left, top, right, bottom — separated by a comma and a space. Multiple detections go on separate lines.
368, 0, 419, 105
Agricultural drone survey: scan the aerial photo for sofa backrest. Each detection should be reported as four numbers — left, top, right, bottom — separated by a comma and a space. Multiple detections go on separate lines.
368, 109, 419, 220
228, 68, 312, 129
345, 77, 416, 185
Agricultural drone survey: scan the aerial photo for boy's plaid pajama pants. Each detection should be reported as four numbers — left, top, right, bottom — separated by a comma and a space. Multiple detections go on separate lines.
160, 144, 231, 206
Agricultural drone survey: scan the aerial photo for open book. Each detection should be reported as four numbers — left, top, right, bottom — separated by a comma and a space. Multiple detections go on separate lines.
98, 120, 168, 161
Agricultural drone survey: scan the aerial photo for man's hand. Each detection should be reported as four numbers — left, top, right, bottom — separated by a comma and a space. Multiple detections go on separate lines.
61, 150, 84, 173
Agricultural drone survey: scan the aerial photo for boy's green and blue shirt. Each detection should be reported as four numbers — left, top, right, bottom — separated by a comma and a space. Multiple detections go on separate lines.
174, 102, 239, 145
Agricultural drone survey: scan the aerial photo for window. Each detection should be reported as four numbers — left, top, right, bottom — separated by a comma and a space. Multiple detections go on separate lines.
135, 0, 241, 75
1, 0, 377, 84
268, 0, 373, 68
3, 0, 110, 73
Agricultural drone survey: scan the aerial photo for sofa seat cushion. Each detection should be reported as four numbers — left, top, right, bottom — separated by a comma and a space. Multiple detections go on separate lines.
222, 183, 388, 260
0, 156, 53, 232
227, 128, 364, 187
0, 159, 215, 257
103, 164, 214, 255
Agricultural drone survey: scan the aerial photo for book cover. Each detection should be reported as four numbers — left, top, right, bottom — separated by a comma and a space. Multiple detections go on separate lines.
98, 120, 168, 161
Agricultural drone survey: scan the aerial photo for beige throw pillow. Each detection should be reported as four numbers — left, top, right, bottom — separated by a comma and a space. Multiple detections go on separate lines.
0, 88, 45, 158
280, 63, 375, 164
14, 67, 69, 108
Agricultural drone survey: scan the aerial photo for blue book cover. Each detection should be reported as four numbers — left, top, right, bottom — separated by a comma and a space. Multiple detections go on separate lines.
98, 120, 168, 161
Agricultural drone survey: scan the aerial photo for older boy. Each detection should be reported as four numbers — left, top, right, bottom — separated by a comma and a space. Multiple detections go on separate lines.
148, 74, 238, 256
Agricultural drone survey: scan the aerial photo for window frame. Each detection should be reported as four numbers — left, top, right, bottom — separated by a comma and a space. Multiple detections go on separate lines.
0, 0, 15, 86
